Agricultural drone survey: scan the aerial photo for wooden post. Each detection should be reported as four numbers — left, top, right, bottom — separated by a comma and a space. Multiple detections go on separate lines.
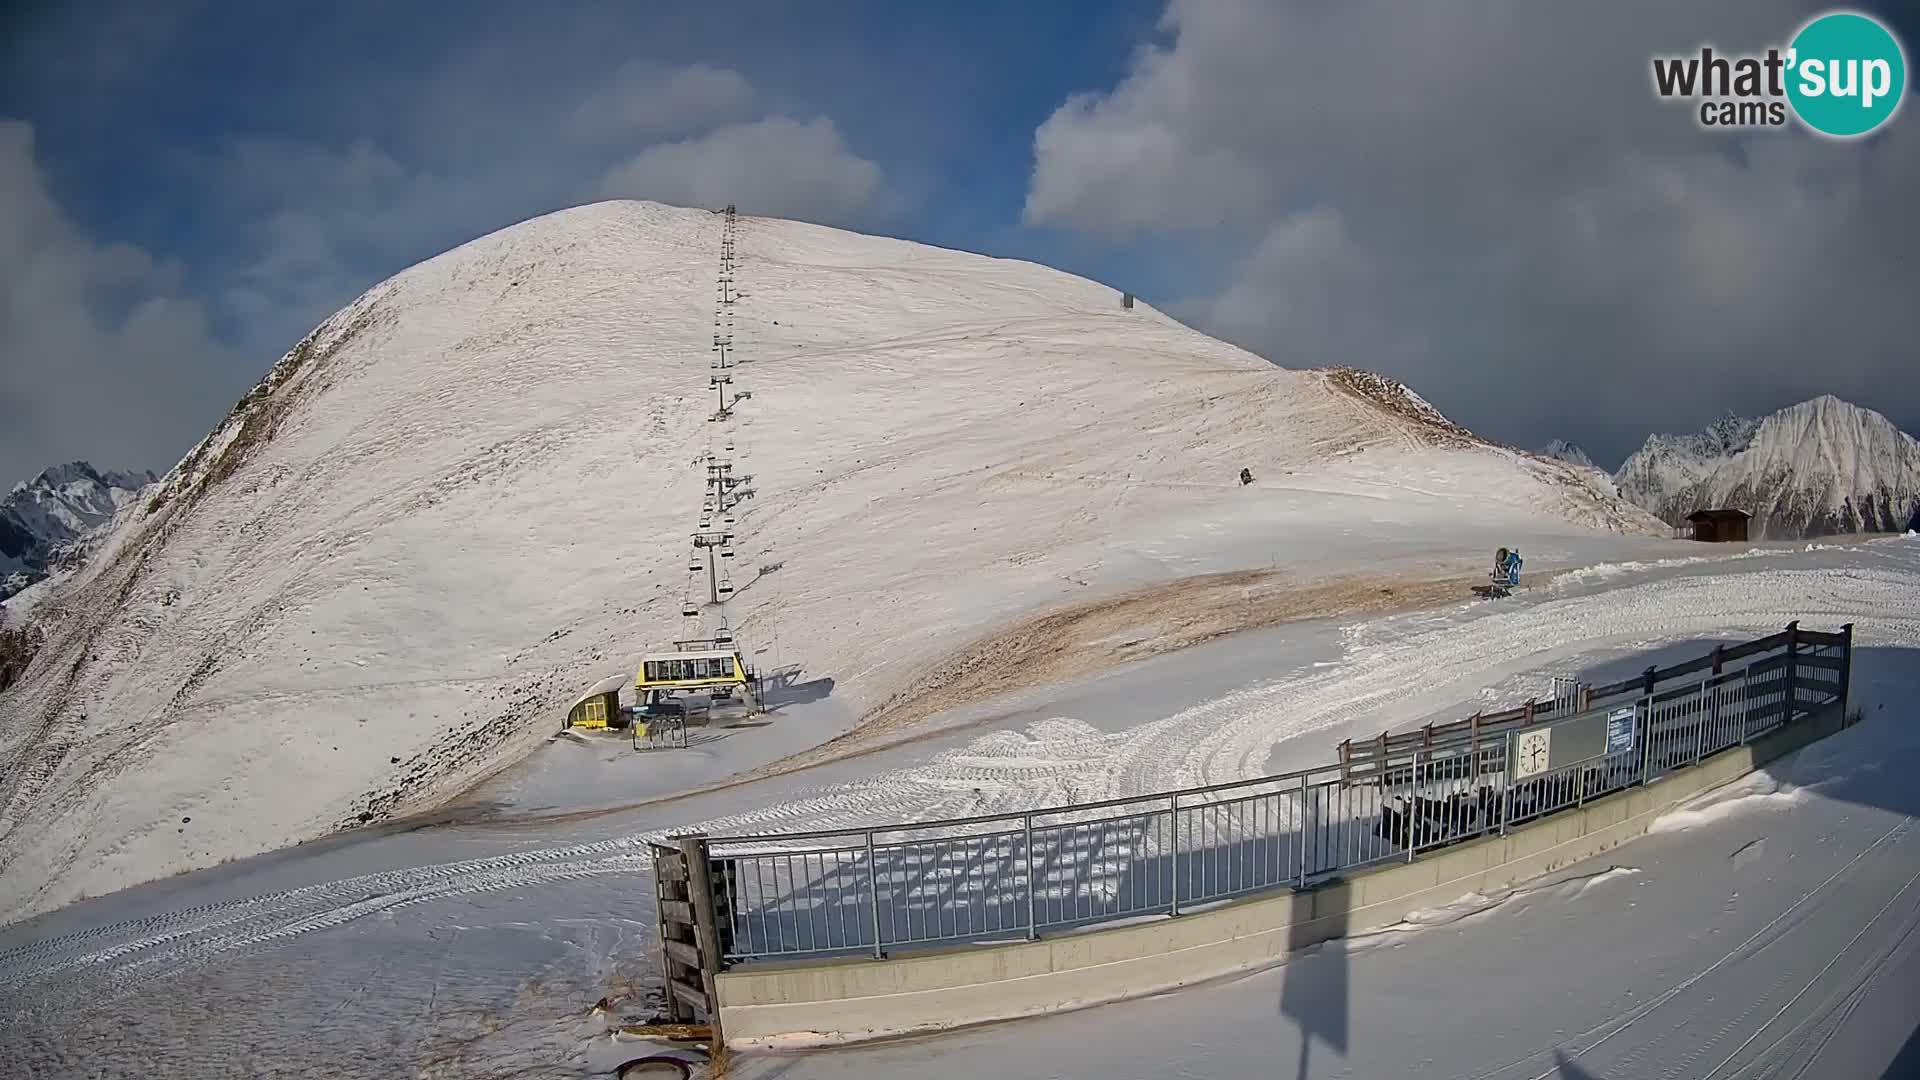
1710, 644, 1724, 676
677, 834, 727, 1047
1523, 700, 1535, 725
1576, 685, 1591, 712
652, 846, 696, 1024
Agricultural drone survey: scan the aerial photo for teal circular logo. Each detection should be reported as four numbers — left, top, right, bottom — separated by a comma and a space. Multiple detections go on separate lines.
1786, 11, 1907, 138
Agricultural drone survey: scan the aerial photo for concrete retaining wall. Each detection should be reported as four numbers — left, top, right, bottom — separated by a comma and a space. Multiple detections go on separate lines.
715, 704, 1848, 1047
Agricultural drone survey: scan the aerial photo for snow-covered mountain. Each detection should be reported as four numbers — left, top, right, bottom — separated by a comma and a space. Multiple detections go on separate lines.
1613, 414, 1760, 510
0, 462, 156, 601
1615, 397, 1920, 538
1538, 439, 1599, 472
0, 200, 1664, 922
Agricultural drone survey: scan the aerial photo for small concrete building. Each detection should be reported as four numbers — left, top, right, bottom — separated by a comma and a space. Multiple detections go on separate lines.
1687, 508, 1751, 543
565, 673, 630, 730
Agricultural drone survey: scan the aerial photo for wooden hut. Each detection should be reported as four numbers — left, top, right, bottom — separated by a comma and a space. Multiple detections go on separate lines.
565, 673, 629, 730
1686, 508, 1751, 543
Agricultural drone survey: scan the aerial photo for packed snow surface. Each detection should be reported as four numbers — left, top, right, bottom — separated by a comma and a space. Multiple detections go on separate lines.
0, 537, 1914, 1078
0, 200, 1662, 924
1616, 395, 1920, 537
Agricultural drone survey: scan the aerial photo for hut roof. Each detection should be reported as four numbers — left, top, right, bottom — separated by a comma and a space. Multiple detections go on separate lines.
568, 672, 630, 711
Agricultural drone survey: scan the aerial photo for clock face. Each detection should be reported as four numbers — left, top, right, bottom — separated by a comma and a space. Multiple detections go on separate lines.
1514, 730, 1552, 779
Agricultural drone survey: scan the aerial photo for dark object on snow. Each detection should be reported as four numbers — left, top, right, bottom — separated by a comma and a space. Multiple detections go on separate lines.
1238, 467, 1254, 486
1473, 547, 1523, 598
1905, 502, 1920, 534
1687, 508, 1750, 543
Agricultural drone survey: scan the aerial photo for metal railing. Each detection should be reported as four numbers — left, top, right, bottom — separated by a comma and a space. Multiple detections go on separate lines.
663, 624, 1852, 966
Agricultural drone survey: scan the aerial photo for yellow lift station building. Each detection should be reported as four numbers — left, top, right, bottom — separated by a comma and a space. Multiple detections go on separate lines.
565, 673, 630, 730
635, 647, 750, 695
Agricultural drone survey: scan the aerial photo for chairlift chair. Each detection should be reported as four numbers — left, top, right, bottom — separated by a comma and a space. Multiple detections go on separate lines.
680, 601, 697, 617
687, 556, 702, 571
717, 579, 735, 599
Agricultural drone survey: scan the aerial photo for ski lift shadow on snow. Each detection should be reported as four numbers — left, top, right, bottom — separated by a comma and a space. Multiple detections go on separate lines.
753, 664, 835, 713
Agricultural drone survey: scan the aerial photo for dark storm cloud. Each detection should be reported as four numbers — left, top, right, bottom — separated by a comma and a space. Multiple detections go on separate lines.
1025, 0, 1920, 466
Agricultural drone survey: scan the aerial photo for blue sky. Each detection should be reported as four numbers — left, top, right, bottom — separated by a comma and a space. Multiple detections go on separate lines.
3, 0, 1917, 483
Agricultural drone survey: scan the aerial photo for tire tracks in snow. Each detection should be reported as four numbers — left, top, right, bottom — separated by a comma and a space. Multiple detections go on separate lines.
680, 561, 1920, 843
0, 839, 658, 1005
6, 554, 1917, 1010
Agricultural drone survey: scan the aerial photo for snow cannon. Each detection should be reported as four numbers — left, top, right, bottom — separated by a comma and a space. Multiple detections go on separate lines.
1474, 547, 1522, 599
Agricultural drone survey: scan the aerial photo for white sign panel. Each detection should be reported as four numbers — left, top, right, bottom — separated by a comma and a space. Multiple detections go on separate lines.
1513, 728, 1553, 779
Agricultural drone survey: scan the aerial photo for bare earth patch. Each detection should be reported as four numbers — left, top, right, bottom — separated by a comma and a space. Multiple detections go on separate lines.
450, 561, 1531, 829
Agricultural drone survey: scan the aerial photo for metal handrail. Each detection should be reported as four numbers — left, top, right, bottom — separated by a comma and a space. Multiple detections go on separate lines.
700, 644, 1798, 847
666, 624, 1853, 967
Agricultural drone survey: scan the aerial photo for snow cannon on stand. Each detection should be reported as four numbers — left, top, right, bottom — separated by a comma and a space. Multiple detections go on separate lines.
1472, 547, 1522, 599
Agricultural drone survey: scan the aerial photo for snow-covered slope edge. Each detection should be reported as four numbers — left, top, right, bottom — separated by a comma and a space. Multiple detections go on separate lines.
0, 200, 1663, 924
1616, 397, 1920, 538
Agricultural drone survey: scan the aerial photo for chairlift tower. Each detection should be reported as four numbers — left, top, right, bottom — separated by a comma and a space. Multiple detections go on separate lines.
691, 529, 735, 605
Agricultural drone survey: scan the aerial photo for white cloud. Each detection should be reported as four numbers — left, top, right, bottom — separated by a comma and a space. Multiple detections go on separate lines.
0, 119, 238, 483
600, 115, 895, 225
568, 61, 756, 142
1025, 0, 1918, 463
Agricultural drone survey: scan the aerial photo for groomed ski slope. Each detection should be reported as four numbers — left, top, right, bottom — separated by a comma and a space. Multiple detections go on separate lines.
1, 539, 1915, 1078
0, 200, 1656, 924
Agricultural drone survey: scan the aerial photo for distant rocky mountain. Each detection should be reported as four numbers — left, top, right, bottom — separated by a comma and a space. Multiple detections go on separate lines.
1614, 396, 1920, 539
1538, 439, 1602, 472
0, 462, 156, 601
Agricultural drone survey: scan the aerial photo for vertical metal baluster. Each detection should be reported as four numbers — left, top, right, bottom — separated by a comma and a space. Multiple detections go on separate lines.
1693, 693, 1707, 765
1501, 732, 1514, 837
1022, 814, 1037, 939
1638, 701, 1652, 787
1297, 773, 1311, 887
749, 857, 763, 955
864, 832, 883, 959
1170, 794, 1183, 915
1408, 748, 1421, 862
